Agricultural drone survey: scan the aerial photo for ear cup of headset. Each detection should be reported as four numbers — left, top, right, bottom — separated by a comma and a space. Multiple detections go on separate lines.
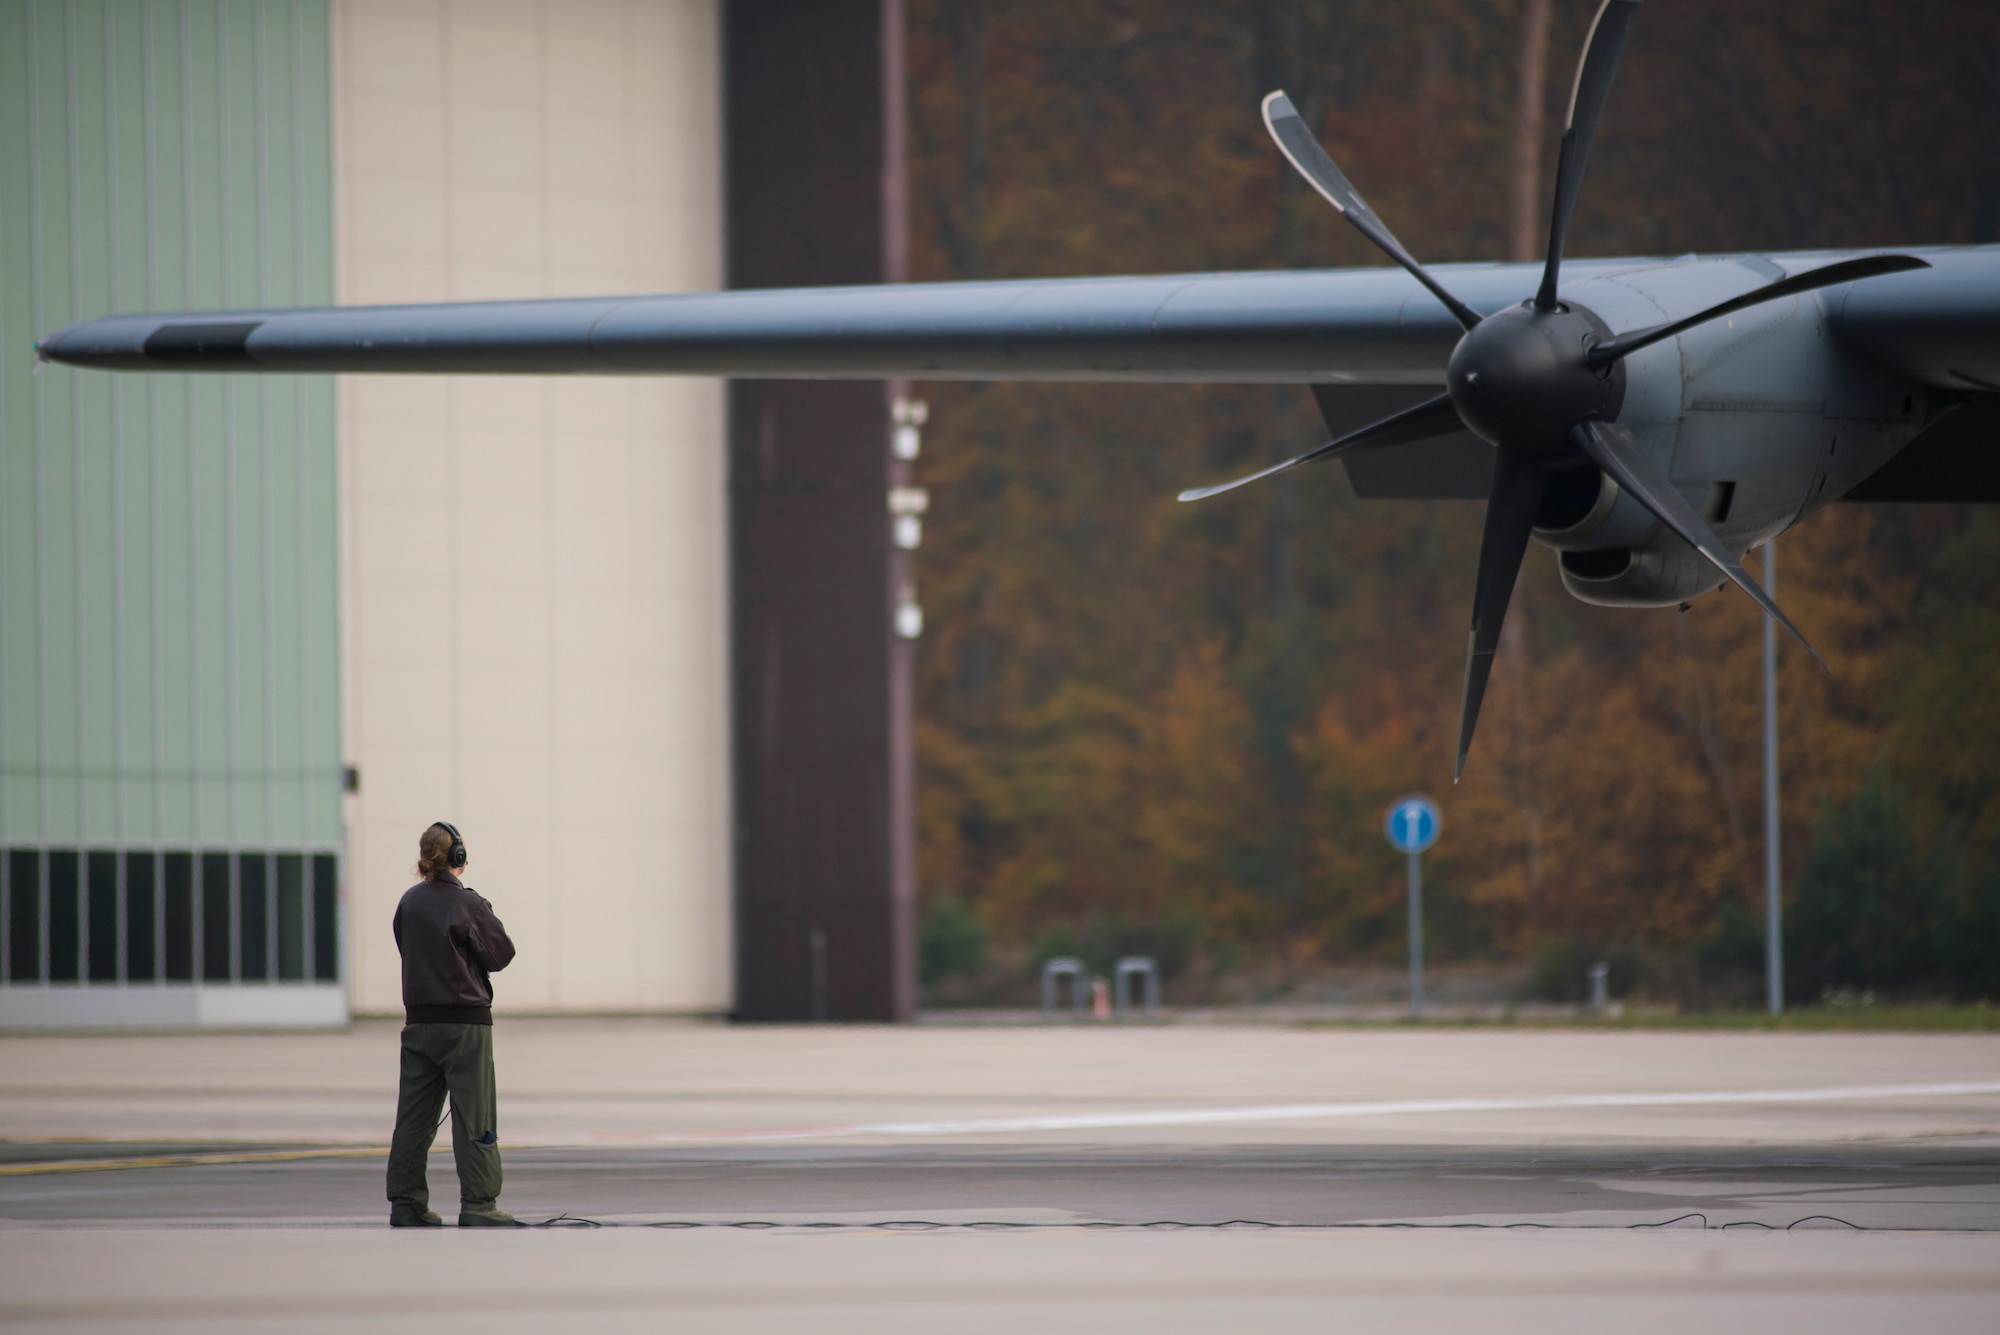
437, 821, 468, 870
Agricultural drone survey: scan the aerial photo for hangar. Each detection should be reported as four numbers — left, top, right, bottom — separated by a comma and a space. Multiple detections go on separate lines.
0, 0, 916, 1027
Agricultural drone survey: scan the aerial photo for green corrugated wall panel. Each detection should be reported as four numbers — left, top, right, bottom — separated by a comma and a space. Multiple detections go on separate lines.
73, 2, 120, 842
0, 0, 338, 851
291, 0, 334, 845
108, 4, 154, 842
32, 3, 80, 843
143, 11, 193, 844
0, 3, 38, 840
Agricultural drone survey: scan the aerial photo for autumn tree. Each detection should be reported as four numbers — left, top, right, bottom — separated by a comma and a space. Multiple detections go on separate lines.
905, 0, 2000, 994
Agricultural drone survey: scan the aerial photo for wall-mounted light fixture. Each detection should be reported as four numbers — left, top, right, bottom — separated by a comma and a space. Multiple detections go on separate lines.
891, 397, 928, 460
894, 582, 924, 639
888, 485, 929, 550
891, 399, 929, 639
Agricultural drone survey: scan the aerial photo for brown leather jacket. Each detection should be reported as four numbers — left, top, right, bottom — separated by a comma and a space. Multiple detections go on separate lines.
392, 873, 516, 1024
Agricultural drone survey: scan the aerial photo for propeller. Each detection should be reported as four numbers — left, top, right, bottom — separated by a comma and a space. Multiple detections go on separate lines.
1263, 92, 1484, 333
1177, 391, 1462, 502
1457, 450, 1549, 779
1179, 0, 1929, 777
1535, 0, 1643, 312
1584, 253, 1930, 367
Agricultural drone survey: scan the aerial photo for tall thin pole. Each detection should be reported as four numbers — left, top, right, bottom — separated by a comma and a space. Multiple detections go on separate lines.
1763, 541, 1783, 1014
1408, 849, 1424, 1020
881, 0, 918, 1021
1509, 0, 1554, 263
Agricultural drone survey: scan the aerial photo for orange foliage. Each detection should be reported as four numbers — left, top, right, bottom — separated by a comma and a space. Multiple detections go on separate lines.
905, 0, 2000, 961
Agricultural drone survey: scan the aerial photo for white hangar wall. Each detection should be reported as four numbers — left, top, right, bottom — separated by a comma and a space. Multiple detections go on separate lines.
333, 0, 732, 1014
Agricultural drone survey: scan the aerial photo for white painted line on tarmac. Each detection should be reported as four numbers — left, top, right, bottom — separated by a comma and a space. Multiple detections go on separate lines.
857, 1081, 2000, 1136
573, 1080, 2000, 1145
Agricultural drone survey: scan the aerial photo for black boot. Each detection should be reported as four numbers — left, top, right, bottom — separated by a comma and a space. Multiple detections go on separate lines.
389, 1204, 444, 1228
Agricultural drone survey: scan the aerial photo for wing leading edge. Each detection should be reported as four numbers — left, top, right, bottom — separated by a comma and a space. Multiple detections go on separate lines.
33, 263, 1565, 384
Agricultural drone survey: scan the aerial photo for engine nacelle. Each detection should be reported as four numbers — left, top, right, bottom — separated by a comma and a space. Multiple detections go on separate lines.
1529, 461, 1723, 609
1528, 256, 1930, 608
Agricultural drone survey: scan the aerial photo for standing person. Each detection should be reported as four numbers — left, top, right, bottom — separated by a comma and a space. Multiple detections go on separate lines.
385, 821, 524, 1228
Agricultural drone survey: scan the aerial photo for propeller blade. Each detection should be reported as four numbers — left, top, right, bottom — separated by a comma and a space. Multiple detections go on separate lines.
1456, 449, 1550, 781
1534, 0, 1643, 312
1263, 91, 1484, 333
1586, 254, 1930, 368
1570, 419, 1826, 669
1178, 391, 1466, 503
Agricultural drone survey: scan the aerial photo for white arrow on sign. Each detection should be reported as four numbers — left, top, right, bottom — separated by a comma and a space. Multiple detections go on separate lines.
1384, 794, 1440, 854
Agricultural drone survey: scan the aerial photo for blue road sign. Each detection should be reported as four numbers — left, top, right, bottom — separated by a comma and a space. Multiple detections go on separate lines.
1384, 795, 1441, 854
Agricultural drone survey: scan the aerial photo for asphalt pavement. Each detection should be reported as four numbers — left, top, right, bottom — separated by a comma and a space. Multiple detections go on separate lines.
3, 1018, 1998, 1331
3, 1139, 1998, 1231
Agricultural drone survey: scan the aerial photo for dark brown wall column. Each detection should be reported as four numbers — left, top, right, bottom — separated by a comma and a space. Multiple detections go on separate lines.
725, 0, 915, 1021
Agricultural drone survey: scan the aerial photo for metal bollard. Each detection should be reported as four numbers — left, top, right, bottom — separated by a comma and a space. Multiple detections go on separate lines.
1587, 962, 1609, 1013
1041, 957, 1086, 1018
1113, 956, 1160, 1019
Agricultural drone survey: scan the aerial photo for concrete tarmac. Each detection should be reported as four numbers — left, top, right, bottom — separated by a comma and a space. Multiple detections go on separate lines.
3, 1018, 1998, 1331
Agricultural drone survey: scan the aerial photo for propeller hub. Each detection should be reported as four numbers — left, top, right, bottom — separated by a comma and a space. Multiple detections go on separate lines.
1445, 301, 1624, 459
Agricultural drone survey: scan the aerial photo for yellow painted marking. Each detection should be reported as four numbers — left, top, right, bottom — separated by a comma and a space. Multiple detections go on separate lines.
0, 1146, 389, 1177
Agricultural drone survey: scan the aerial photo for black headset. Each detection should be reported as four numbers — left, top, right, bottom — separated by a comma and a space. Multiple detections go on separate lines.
435, 820, 468, 870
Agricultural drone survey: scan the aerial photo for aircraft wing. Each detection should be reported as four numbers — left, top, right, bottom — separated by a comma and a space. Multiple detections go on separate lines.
34, 262, 1546, 384
1827, 247, 2000, 391
38, 247, 2000, 390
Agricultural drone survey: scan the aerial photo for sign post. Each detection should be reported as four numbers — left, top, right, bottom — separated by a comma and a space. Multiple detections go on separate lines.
1762, 540, 1783, 1015
1384, 795, 1441, 1020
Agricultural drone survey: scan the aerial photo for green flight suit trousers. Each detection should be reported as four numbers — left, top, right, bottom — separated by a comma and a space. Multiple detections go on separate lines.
385, 1023, 504, 1212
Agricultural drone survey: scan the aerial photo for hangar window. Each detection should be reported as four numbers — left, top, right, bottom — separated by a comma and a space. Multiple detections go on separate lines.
313, 855, 340, 983
47, 852, 79, 983
164, 853, 195, 981
202, 854, 233, 982
88, 852, 118, 983
0, 847, 340, 994
277, 855, 306, 982
7, 850, 40, 982
239, 854, 270, 983
126, 853, 157, 982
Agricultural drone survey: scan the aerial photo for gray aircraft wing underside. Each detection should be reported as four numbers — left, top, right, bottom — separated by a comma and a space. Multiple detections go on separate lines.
1830, 246, 2000, 392
1333, 393, 2000, 503
32, 262, 1535, 383
37, 246, 2000, 387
